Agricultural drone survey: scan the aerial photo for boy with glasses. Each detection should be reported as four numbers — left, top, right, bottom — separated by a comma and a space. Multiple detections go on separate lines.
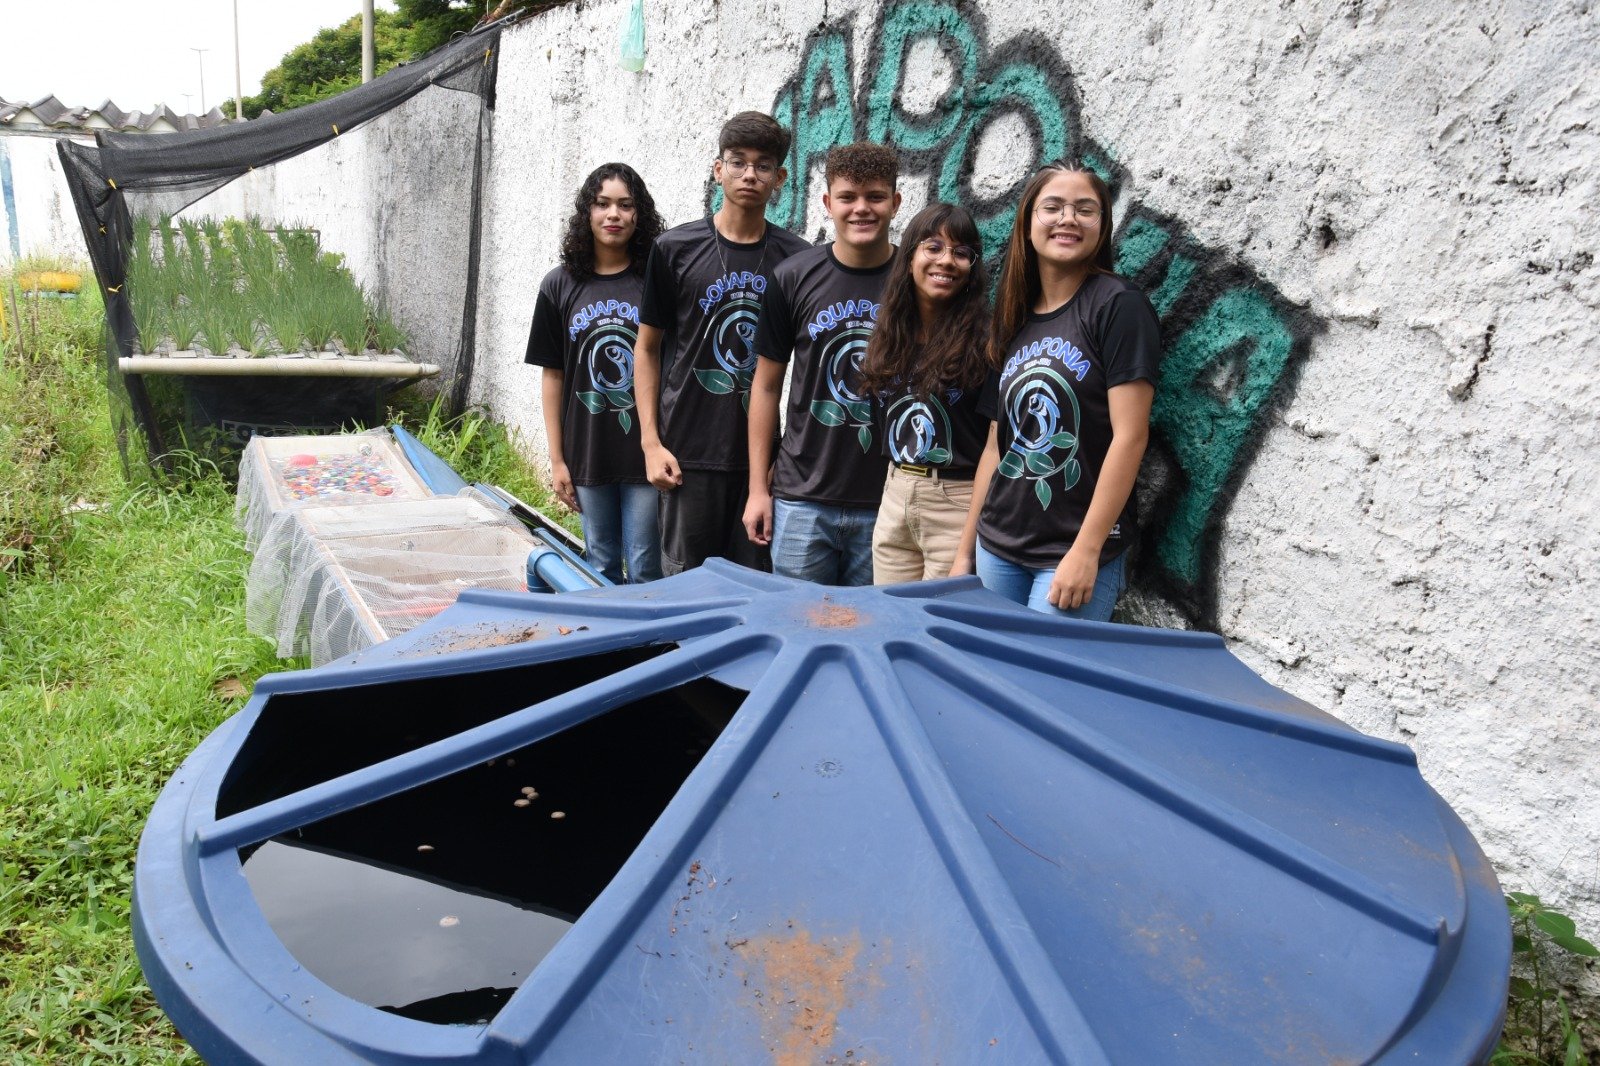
634, 112, 812, 574
743, 142, 903, 585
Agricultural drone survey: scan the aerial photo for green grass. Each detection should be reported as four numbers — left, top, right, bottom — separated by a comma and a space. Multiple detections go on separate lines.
0, 269, 568, 1061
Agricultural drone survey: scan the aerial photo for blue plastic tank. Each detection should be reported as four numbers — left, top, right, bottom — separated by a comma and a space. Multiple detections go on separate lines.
133, 563, 1509, 1063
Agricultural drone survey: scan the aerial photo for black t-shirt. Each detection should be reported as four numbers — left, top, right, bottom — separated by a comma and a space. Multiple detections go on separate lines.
639, 218, 811, 472
877, 375, 989, 478
976, 272, 1161, 568
753, 245, 892, 509
524, 266, 648, 486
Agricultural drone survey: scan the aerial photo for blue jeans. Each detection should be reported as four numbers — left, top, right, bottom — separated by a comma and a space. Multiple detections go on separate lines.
576, 482, 661, 585
771, 499, 877, 586
975, 542, 1127, 622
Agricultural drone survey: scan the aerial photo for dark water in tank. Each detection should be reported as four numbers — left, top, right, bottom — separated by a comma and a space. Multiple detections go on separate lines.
238, 669, 745, 1024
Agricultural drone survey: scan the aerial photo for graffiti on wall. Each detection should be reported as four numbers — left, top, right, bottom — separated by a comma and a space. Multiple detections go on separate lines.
727, 0, 1324, 625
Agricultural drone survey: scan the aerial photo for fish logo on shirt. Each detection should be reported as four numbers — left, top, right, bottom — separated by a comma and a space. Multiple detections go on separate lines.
999, 362, 1081, 509
576, 322, 639, 433
886, 393, 954, 466
808, 326, 876, 451
693, 271, 768, 407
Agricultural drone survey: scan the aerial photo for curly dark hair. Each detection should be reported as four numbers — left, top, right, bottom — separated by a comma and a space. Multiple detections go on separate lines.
861, 202, 989, 396
558, 163, 665, 281
824, 141, 900, 189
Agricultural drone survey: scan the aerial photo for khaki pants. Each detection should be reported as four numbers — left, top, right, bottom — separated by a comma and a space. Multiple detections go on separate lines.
872, 465, 975, 583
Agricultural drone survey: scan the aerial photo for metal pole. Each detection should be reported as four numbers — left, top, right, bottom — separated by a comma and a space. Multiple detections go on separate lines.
362, 0, 375, 83
190, 47, 209, 112
233, 0, 244, 119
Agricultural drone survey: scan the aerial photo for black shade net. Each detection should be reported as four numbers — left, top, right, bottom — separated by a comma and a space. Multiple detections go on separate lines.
58, 23, 502, 475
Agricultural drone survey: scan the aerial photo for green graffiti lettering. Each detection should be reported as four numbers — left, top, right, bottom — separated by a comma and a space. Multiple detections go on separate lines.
868, 2, 980, 150
1113, 216, 1172, 277
1149, 254, 1197, 316
760, 8, 1321, 622
1152, 289, 1296, 584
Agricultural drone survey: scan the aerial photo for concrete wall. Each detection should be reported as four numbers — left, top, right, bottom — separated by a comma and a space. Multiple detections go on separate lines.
473, 0, 1600, 947
0, 131, 92, 267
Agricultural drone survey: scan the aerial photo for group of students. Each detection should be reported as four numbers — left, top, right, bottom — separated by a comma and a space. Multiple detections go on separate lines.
525, 111, 1160, 622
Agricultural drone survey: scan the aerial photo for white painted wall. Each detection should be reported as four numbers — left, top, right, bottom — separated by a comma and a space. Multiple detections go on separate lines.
473, 0, 1600, 955
0, 131, 92, 267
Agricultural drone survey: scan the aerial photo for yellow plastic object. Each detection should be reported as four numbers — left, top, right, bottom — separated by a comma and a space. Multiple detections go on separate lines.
17, 271, 82, 294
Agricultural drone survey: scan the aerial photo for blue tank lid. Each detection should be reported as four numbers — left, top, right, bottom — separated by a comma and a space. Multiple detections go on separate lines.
133, 562, 1508, 1063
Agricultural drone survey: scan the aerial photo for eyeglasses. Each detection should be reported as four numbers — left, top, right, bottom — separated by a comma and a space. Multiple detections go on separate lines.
916, 237, 977, 264
1034, 198, 1103, 225
719, 156, 778, 183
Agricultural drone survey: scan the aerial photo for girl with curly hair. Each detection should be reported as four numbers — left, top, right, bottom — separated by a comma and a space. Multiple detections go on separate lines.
525, 163, 667, 583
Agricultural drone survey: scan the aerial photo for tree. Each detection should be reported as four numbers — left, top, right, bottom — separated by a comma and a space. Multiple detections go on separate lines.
220, 1, 555, 120
395, 0, 492, 58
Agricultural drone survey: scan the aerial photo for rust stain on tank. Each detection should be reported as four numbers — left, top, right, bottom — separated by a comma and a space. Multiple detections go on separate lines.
733, 926, 868, 1066
406, 622, 547, 655
807, 603, 861, 628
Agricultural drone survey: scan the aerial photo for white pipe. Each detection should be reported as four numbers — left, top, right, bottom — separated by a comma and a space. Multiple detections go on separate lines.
118, 356, 441, 379
362, 0, 376, 83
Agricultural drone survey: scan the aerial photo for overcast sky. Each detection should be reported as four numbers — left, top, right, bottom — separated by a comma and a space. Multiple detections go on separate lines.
2, 0, 398, 115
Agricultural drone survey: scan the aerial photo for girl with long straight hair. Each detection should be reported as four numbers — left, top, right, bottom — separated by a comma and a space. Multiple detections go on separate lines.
525, 162, 667, 583
951, 161, 1161, 620
860, 202, 991, 581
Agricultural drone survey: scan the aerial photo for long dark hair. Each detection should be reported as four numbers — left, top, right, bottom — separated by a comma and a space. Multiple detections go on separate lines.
861, 202, 989, 396
989, 160, 1115, 367
559, 163, 665, 281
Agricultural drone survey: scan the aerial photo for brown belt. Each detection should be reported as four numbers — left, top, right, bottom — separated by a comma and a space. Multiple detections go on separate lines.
892, 463, 976, 481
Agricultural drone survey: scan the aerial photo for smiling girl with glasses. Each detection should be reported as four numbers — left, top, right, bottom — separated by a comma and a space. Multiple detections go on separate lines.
858, 202, 992, 582
952, 161, 1161, 621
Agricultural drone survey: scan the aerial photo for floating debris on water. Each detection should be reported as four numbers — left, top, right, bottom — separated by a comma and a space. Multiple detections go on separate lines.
513, 799, 530, 809
521, 786, 537, 797
439, 915, 460, 928
550, 811, 566, 820
417, 844, 435, 853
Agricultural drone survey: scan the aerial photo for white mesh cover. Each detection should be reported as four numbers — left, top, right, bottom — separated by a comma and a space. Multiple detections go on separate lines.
235, 430, 433, 550
246, 495, 538, 665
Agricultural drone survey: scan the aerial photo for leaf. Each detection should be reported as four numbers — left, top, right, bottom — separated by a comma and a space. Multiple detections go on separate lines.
858, 425, 872, 452
846, 400, 873, 423
997, 451, 1025, 479
1561, 1003, 1585, 1066
1024, 449, 1056, 475
1512, 934, 1534, 954
604, 388, 635, 410
1061, 458, 1082, 490
924, 446, 951, 465
211, 677, 249, 700
577, 390, 607, 414
1507, 892, 1542, 905
1507, 976, 1537, 999
694, 368, 737, 395
1049, 430, 1078, 449
736, 370, 754, 390
810, 399, 847, 427
741, 390, 751, 413
1034, 478, 1053, 509
1552, 933, 1599, 957
618, 410, 633, 435
1534, 911, 1577, 939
